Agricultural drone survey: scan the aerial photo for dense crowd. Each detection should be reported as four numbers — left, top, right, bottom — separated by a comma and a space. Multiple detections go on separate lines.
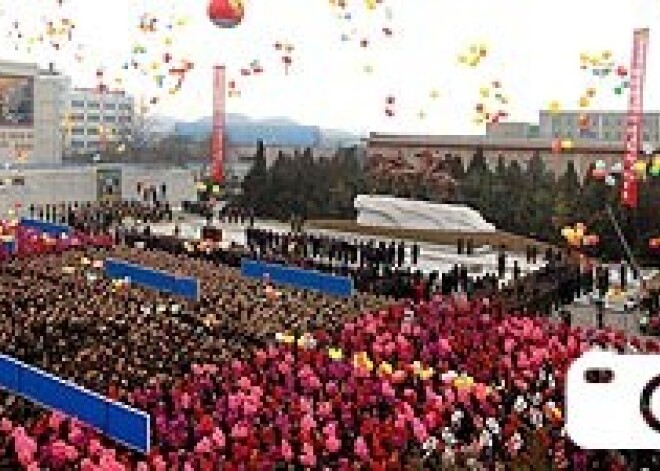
0, 212, 659, 469
27, 201, 173, 235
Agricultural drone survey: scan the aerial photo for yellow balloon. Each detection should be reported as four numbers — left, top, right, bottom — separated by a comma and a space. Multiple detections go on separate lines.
548, 100, 561, 113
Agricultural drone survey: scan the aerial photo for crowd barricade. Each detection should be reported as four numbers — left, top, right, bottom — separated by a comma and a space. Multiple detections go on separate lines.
0, 354, 150, 453
241, 259, 354, 297
104, 258, 200, 300
19, 218, 72, 237
0, 235, 16, 255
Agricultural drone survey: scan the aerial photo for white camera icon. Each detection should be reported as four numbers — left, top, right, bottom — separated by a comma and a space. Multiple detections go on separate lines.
566, 350, 660, 449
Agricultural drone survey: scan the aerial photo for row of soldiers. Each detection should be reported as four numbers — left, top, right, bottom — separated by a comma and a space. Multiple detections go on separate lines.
245, 228, 421, 268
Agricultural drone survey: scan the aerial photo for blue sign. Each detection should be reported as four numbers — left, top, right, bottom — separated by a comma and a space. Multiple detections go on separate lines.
241, 259, 354, 297
0, 354, 150, 453
105, 258, 199, 300
20, 218, 72, 237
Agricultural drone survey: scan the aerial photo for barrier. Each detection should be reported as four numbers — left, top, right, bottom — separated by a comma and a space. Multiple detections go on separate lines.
19, 218, 72, 237
0, 354, 150, 453
0, 237, 15, 255
241, 259, 354, 297
105, 258, 199, 300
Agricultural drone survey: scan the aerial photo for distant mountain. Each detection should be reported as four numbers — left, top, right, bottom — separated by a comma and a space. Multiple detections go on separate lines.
172, 114, 362, 147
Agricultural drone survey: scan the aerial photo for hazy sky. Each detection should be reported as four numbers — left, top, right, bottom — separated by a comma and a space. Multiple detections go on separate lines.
1, 0, 659, 135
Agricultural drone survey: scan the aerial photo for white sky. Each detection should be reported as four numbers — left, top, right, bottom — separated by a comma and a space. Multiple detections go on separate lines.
1, 0, 659, 135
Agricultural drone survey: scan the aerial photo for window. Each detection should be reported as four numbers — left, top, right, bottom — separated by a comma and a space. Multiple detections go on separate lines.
88, 102, 100, 110
71, 141, 85, 148
103, 115, 117, 123
118, 116, 132, 123
70, 113, 84, 121
87, 128, 99, 136
71, 127, 85, 135
644, 132, 650, 141
603, 132, 611, 140
71, 100, 85, 108
87, 115, 100, 123
12, 177, 25, 186
104, 103, 116, 110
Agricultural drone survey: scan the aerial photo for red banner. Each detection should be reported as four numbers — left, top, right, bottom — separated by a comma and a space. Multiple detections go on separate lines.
211, 65, 226, 184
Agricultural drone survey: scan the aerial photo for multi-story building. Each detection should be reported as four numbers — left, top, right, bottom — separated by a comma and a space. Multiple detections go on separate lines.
65, 88, 135, 157
0, 60, 70, 166
539, 111, 660, 143
487, 111, 660, 145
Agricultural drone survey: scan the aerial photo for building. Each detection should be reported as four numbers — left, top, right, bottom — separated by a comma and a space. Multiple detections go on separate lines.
485, 122, 539, 139
65, 88, 135, 157
538, 111, 660, 143
0, 163, 197, 216
0, 60, 70, 166
367, 133, 628, 180
487, 110, 660, 144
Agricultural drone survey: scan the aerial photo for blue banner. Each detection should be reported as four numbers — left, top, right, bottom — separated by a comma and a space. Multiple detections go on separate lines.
0, 354, 150, 453
105, 258, 199, 300
241, 260, 353, 297
19, 218, 72, 237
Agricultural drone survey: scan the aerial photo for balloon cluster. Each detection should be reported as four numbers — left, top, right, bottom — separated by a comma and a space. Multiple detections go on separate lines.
579, 51, 630, 97
457, 43, 488, 67
551, 138, 574, 154
649, 155, 660, 177
474, 81, 509, 125
274, 41, 295, 74
118, 9, 193, 111
561, 223, 599, 247
591, 160, 623, 186
384, 95, 396, 117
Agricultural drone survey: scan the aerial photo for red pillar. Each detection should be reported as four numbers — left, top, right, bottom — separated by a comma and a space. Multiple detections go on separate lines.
211, 65, 226, 184
622, 28, 649, 208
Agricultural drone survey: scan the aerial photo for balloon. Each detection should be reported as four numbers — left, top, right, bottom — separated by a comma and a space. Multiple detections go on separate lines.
208, 0, 244, 28
551, 138, 562, 154
548, 100, 561, 114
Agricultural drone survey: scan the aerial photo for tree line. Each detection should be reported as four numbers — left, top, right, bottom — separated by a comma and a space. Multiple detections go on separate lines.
237, 142, 660, 264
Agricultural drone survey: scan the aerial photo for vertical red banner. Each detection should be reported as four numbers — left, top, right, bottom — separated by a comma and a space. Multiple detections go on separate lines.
622, 29, 649, 208
211, 65, 226, 184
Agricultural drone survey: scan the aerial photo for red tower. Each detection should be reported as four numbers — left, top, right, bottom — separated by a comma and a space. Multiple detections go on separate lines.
211, 65, 226, 184
622, 28, 649, 208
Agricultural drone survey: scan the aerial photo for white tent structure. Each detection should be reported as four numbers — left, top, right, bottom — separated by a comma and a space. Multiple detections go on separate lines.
354, 195, 497, 233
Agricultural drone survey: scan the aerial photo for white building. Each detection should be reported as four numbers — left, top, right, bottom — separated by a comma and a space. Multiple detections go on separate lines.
0, 163, 197, 216
65, 88, 135, 157
0, 60, 70, 166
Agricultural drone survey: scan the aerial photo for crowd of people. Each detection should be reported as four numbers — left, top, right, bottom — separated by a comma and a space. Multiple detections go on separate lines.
26, 201, 173, 235
0, 204, 659, 469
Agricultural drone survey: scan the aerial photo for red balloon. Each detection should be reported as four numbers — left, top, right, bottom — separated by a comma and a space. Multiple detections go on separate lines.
208, 0, 244, 28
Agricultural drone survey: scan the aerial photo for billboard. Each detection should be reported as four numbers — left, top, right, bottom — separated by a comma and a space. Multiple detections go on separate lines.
0, 75, 34, 126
